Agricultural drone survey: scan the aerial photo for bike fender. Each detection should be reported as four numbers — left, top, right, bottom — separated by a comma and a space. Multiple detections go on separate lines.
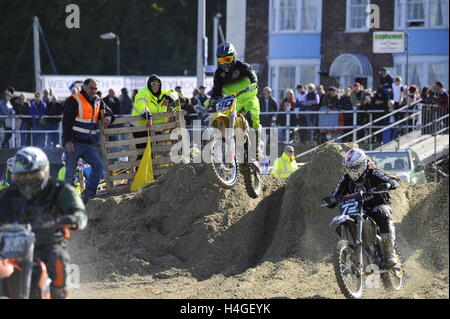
330, 215, 354, 226
208, 113, 229, 127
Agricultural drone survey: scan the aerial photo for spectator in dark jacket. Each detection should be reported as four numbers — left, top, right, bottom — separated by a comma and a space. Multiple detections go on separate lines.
102, 89, 121, 142
42, 88, 52, 105
197, 86, 209, 106
30, 91, 47, 147
339, 86, 354, 141
119, 88, 133, 115
45, 95, 64, 147
351, 82, 370, 139
433, 81, 449, 129
433, 81, 449, 113
191, 88, 209, 123
317, 85, 326, 105
421, 86, 433, 133
259, 87, 278, 128
103, 89, 121, 115
303, 84, 320, 142
322, 86, 340, 110
379, 67, 394, 100
0, 91, 15, 148
371, 88, 388, 124
421, 86, 433, 104
14, 94, 31, 146
175, 86, 196, 125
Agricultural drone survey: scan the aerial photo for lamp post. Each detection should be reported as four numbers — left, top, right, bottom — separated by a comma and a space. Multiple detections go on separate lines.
197, 0, 206, 87
100, 32, 120, 75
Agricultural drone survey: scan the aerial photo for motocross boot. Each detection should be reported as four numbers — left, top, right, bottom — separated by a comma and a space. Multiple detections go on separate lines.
381, 232, 399, 268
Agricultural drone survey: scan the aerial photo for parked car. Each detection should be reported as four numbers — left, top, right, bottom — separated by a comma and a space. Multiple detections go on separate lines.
366, 149, 427, 184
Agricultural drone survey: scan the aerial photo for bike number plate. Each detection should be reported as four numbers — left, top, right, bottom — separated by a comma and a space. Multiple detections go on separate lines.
339, 198, 360, 216
217, 97, 234, 112
0, 232, 33, 257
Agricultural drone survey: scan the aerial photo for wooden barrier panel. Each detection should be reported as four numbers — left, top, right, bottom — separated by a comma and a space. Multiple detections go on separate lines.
99, 110, 187, 194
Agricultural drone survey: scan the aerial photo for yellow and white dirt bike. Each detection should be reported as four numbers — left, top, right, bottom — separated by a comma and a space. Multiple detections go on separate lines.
206, 88, 263, 198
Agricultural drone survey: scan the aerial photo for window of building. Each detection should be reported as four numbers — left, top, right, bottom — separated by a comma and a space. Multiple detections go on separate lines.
395, 0, 449, 28
346, 0, 371, 32
280, 0, 297, 31
407, 0, 426, 27
299, 65, 316, 85
429, 62, 448, 84
430, 0, 449, 27
301, 0, 319, 31
269, 0, 322, 33
268, 59, 321, 103
278, 66, 297, 101
408, 63, 424, 87
394, 55, 449, 88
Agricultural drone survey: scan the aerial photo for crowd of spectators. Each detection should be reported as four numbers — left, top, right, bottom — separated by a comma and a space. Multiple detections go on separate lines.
258, 69, 448, 145
1, 70, 448, 149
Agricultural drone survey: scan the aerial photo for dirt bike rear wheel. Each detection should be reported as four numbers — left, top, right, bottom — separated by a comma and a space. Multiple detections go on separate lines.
381, 245, 406, 291
241, 163, 263, 198
333, 240, 366, 299
208, 138, 238, 189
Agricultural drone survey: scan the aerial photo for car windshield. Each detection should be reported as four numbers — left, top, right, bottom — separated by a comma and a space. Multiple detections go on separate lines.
367, 151, 411, 172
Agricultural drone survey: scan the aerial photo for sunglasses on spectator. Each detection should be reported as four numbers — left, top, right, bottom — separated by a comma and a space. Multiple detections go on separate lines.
150, 82, 161, 87
217, 56, 234, 64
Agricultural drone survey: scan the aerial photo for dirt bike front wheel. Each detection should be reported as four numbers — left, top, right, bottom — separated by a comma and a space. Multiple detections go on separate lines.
333, 240, 366, 299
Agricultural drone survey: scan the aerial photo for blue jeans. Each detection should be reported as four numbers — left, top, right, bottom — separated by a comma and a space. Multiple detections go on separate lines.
64, 141, 104, 197
20, 122, 31, 146
46, 122, 60, 148
31, 122, 46, 147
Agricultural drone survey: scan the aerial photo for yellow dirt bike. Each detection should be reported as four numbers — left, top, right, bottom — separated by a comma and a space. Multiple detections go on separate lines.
206, 88, 263, 198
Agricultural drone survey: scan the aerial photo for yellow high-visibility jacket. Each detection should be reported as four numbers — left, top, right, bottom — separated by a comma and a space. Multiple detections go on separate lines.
271, 153, 299, 178
132, 86, 179, 125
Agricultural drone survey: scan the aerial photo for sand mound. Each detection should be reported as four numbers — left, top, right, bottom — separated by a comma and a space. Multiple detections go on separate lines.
72, 164, 287, 280
399, 178, 449, 271
71, 143, 448, 298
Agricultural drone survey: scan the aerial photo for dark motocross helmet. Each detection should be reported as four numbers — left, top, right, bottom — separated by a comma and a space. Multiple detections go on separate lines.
216, 42, 237, 72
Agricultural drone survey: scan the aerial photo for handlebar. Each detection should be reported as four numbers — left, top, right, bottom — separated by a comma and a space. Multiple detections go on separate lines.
1, 221, 77, 232
210, 85, 257, 107
321, 188, 388, 207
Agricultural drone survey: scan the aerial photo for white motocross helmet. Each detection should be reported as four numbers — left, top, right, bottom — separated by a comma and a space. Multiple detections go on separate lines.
11, 147, 50, 199
342, 148, 368, 181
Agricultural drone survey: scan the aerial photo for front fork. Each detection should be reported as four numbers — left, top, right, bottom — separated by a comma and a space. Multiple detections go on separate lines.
225, 111, 237, 163
356, 216, 364, 275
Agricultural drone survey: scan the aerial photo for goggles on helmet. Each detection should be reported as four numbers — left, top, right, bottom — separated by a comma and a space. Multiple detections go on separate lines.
345, 162, 364, 174
12, 170, 45, 188
217, 56, 234, 65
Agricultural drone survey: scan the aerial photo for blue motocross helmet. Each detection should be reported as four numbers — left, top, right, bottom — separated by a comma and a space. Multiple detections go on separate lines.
216, 43, 237, 72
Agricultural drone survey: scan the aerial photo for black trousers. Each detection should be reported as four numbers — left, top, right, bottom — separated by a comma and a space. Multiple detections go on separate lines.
365, 205, 392, 234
